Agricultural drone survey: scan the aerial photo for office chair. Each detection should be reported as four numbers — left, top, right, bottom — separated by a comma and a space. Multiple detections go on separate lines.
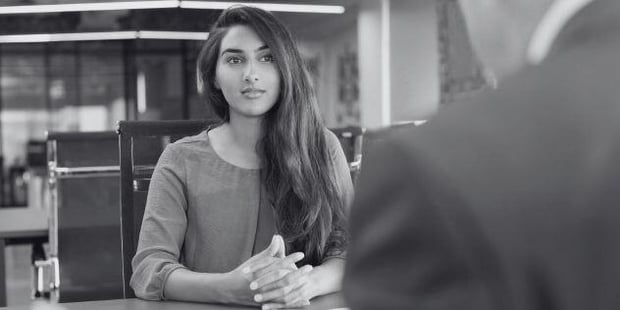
43, 131, 123, 302
329, 126, 365, 184
117, 120, 215, 298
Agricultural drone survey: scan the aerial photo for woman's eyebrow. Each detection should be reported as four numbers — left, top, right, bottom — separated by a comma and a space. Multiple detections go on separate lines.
220, 46, 269, 56
221, 48, 243, 56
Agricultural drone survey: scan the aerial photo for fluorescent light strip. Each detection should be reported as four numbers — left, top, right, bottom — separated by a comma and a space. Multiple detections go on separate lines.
138, 30, 208, 40
0, 31, 135, 43
0, 1, 179, 14
0, 1, 345, 15
180, 1, 345, 14
0, 31, 209, 43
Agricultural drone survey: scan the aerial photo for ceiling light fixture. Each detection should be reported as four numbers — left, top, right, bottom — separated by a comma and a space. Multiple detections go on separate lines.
180, 1, 345, 14
0, 31, 209, 43
137, 30, 208, 40
0, 1, 178, 14
0, 1, 345, 15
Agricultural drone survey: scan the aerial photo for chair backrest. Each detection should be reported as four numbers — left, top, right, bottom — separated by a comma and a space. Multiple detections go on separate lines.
329, 126, 365, 184
47, 131, 123, 302
358, 122, 419, 174
117, 120, 216, 298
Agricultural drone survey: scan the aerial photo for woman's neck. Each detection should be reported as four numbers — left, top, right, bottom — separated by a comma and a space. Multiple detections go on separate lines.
226, 114, 263, 154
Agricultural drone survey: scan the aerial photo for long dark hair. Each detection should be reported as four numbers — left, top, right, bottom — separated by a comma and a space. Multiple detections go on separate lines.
197, 6, 348, 266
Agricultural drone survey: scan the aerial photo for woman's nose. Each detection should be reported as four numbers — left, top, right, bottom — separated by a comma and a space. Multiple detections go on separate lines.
243, 64, 259, 82
243, 73, 259, 82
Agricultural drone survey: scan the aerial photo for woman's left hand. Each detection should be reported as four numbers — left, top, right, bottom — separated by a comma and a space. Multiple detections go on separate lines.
250, 264, 315, 309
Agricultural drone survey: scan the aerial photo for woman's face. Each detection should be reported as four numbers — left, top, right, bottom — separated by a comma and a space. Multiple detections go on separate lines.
215, 25, 281, 120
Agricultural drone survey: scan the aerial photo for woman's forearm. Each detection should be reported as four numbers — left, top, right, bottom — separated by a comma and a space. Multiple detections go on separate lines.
308, 258, 345, 298
163, 257, 345, 303
163, 268, 234, 303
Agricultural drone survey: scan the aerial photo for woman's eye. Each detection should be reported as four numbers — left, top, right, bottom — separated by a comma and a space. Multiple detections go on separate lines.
260, 54, 274, 63
226, 56, 243, 64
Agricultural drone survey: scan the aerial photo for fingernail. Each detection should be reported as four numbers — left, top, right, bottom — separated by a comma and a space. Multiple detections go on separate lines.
254, 294, 263, 302
262, 305, 270, 310
242, 267, 251, 274
294, 252, 304, 260
250, 281, 258, 290
302, 265, 313, 273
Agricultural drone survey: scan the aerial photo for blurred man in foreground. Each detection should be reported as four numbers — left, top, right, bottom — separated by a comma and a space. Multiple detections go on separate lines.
344, 0, 620, 309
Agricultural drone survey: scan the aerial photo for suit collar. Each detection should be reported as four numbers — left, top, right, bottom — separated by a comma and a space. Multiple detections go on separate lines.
527, 0, 593, 65
546, 0, 620, 61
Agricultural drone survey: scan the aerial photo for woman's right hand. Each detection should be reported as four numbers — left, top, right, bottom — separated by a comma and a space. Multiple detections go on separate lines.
223, 235, 304, 306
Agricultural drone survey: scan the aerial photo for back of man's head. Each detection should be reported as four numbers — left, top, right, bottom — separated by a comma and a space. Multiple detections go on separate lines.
458, 0, 557, 78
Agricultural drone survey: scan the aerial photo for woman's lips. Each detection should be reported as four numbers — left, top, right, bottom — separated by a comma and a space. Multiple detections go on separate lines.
241, 88, 266, 99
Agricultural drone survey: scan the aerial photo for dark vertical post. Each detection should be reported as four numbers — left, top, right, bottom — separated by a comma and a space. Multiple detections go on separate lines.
75, 42, 81, 108
117, 123, 135, 298
123, 41, 137, 121
0, 239, 6, 307
44, 43, 52, 129
0, 45, 4, 206
181, 41, 190, 120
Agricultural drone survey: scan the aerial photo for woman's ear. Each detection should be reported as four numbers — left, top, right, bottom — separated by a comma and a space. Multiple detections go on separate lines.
214, 79, 221, 89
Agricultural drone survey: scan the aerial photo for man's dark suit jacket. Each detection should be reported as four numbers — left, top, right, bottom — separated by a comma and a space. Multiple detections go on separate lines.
343, 1, 620, 309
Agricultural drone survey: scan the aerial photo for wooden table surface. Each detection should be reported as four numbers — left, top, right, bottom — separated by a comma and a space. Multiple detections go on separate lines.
0, 294, 348, 310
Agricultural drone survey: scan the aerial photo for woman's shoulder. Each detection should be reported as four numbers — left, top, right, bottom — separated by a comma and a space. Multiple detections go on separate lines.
163, 130, 214, 160
323, 128, 341, 148
173, 129, 209, 146
323, 128, 345, 157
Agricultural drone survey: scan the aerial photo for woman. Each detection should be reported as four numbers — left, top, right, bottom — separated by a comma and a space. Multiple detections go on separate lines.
130, 5, 353, 309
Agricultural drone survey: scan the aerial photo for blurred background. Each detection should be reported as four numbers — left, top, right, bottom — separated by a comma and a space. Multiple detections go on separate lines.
0, 0, 492, 210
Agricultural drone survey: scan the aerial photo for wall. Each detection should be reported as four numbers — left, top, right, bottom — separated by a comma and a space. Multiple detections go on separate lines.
358, 0, 387, 128
357, 0, 440, 129
298, 16, 359, 128
390, 0, 438, 122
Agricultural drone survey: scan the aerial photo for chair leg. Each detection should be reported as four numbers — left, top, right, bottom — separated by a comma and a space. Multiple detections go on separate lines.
31, 242, 50, 300
1, 239, 7, 307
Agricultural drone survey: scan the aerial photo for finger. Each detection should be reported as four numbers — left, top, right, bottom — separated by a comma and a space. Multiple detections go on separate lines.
267, 234, 283, 257
253, 282, 296, 304
260, 235, 282, 258
261, 299, 310, 310
255, 266, 310, 294
256, 281, 309, 306
250, 252, 304, 278
242, 235, 282, 273
253, 265, 312, 301
253, 252, 304, 279
273, 281, 311, 307
274, 235, 286, 258
251, 269, 292, 293
243, 256, 278, 275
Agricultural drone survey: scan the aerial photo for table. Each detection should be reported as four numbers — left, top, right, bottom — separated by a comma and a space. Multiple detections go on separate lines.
0, 294, 347, 310
0, 207, 49, 307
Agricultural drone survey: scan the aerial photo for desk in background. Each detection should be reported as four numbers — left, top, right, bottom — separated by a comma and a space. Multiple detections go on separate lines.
0, 293, 347, 310
0, 208, 48, 307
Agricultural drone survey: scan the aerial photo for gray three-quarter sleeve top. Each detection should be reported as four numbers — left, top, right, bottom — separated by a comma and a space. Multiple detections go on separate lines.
130, 128, 354, 300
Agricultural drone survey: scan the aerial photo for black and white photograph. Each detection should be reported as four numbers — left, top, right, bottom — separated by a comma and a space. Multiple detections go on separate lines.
0, 0, 619, 309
